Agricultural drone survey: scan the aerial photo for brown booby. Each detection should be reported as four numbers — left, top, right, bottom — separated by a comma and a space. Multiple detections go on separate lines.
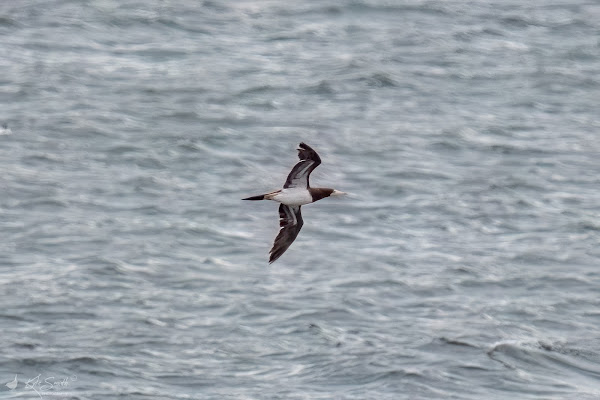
243, 143, 345, 263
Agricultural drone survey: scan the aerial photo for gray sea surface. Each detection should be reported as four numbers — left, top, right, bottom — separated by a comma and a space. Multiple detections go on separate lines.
2, 1, 600, 399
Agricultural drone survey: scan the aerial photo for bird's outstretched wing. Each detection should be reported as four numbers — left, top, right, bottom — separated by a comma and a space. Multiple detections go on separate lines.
283, 142, 322, 189
269, 204, 304, 263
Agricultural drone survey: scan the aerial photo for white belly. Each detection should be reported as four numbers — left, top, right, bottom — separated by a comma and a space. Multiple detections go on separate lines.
272, 188, 313, 206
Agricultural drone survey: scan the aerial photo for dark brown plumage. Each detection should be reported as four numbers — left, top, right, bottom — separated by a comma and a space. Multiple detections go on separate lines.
269, 204, 303, 263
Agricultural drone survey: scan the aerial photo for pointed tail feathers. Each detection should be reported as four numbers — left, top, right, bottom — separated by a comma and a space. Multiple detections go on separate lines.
242, 194, 265, 200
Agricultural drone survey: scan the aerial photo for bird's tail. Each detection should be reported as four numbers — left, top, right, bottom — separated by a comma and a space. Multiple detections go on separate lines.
242, 194, 265, 200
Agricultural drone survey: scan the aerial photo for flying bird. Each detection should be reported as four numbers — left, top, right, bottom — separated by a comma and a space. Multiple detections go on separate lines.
243, 143, 345, 263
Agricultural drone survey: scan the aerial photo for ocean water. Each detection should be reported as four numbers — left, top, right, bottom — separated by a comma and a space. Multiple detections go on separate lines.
2, 1, 600, 398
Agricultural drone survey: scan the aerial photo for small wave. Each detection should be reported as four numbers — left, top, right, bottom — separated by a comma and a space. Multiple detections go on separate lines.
359, 72, 398, 88
488, 340, 600, 382
0, 123, 12, 135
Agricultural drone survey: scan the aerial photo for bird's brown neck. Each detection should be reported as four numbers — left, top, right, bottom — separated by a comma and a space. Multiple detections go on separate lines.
308, 188, 334, 202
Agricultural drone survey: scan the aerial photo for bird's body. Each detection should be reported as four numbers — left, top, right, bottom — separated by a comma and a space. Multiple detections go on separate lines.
267, 188, 314, 206
243, 143, 345, 263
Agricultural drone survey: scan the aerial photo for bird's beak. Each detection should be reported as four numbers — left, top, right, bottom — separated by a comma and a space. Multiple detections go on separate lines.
331, 190, 347, 197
